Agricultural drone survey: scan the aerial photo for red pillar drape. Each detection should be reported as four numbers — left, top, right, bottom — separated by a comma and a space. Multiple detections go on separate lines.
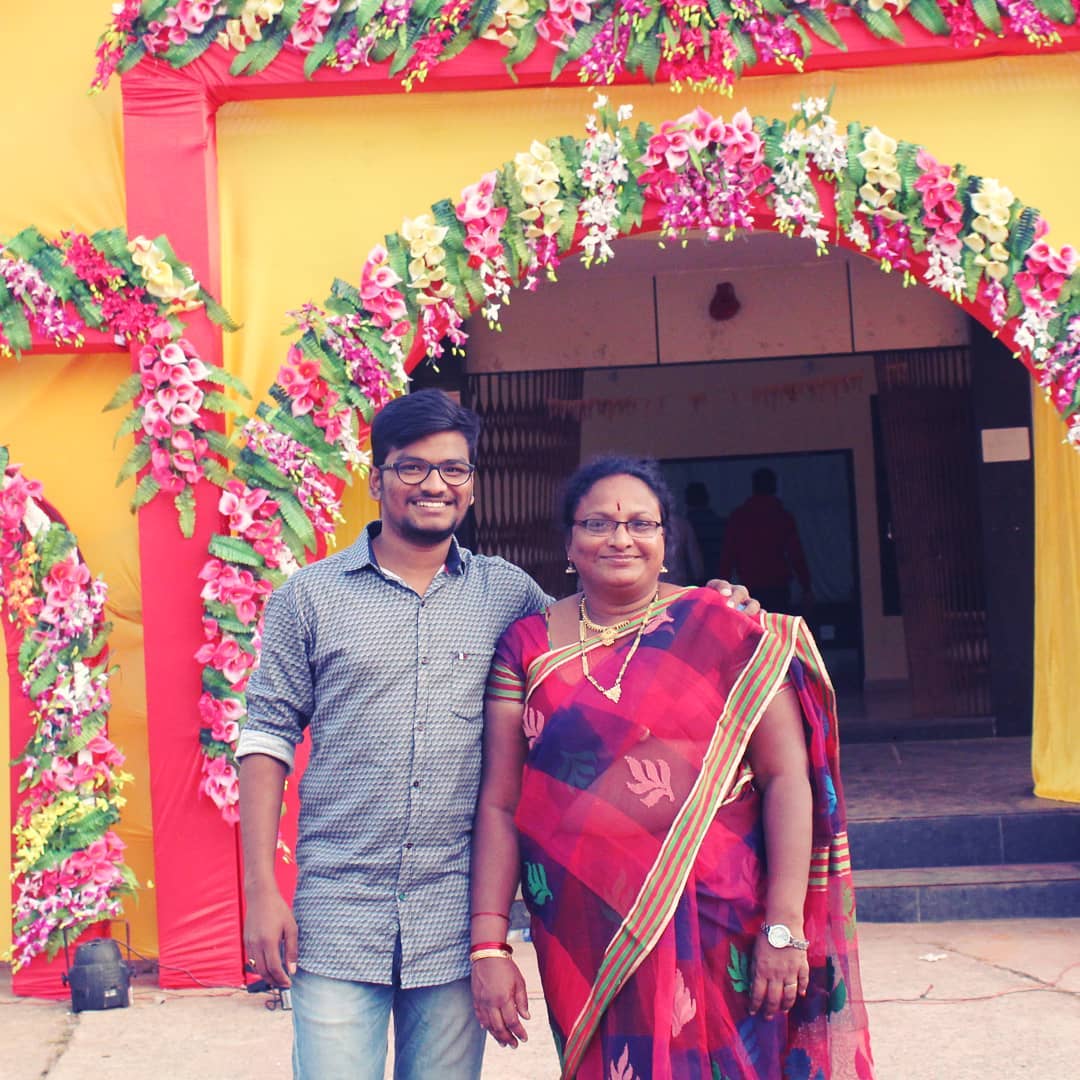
122, 66, 243, 988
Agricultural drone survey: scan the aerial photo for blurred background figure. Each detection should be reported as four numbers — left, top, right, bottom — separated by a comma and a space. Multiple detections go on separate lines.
684, 481, 727, 586
662, 510, 704, 586
718, 467, 813, 616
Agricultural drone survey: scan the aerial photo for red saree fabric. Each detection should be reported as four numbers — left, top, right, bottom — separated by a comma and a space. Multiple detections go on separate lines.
486, 588, 874, 1080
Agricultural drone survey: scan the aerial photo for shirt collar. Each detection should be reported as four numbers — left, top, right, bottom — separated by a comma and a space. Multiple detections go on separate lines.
340, 522, 468, 576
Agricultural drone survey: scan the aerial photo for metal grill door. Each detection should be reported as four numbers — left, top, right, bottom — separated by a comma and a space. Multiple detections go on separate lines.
464, 370, 583, 599
874, 347, 992, 717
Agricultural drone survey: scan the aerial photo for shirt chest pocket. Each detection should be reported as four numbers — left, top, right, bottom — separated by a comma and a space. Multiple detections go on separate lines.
450, 648, 490, 720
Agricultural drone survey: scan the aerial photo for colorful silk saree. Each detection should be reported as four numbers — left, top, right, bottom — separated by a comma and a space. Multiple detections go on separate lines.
486, 588, 875, 1080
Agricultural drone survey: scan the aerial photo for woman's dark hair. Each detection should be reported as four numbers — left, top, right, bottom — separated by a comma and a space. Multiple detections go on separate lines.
370, 389, 482, 467
559, 455, 675, 538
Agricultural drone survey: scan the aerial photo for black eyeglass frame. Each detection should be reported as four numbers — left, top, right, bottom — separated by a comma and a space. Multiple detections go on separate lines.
572, 518, 665, 538
378, 459, 477, 486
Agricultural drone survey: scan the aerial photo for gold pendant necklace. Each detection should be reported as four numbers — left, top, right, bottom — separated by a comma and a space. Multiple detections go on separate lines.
578, 592, 658, 704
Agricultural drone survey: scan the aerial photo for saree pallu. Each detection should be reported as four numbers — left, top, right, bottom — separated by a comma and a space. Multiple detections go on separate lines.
486, 588, 875, 1080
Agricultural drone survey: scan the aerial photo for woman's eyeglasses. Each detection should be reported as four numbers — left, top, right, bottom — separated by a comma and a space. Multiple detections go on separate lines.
574, 518, 663, 538
380, 459, 476, 486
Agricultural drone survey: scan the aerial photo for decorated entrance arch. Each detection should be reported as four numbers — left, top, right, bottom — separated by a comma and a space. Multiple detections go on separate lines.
188, 95, 1079, 828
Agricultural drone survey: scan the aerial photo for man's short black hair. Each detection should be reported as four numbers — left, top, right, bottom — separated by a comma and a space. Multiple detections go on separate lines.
752, 467, 777, 495
559, 455, 674, 539
370, 389, 482, 467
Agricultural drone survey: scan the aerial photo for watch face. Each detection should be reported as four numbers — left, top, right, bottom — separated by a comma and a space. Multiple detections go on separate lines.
766, 925, 791, 948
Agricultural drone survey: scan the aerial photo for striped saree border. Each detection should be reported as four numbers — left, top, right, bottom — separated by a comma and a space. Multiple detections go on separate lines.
558, 614, 800, 1078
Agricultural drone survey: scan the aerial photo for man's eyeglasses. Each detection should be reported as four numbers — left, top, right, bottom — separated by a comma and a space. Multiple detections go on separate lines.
574, 518, 663, 538
380, 459, 477, 486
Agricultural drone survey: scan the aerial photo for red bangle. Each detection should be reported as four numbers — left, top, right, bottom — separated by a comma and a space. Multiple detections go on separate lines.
470, 911, 510, 921
469, 941, 512, 954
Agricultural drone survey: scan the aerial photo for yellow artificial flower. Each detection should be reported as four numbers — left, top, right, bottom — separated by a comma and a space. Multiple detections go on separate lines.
971, 179, 1015, 226
401, 215, 449, 261
972, 215, 1008, 245
857, 128, 898, 173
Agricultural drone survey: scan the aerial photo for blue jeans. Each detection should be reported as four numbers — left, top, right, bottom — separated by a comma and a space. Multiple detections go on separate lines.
291, 967, 486, 1080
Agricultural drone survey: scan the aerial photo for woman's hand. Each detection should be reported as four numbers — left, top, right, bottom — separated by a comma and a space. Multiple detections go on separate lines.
749, 933, 809, 1020
471, 955, 531, 1048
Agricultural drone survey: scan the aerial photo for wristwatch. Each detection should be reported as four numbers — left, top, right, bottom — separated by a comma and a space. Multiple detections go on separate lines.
762, 923, 809, 950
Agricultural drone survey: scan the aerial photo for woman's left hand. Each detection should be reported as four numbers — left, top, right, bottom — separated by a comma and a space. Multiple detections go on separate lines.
749, 934, 809, 1020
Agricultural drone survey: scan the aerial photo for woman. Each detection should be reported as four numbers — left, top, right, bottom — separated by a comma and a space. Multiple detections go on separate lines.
469, 456, 874, 1079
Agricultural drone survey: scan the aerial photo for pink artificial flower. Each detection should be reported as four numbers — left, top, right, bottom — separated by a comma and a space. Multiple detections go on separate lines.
456, 173, 498, 223
219, 481, 272, 535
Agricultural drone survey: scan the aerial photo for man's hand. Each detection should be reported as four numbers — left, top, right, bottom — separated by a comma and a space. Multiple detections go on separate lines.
244, 884, 298, 988
705, 578, 762, 617
471, 956, 530, 1048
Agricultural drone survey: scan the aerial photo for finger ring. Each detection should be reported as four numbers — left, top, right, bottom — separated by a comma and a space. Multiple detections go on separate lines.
784, 982, 797, 988
246, 958, 257, 966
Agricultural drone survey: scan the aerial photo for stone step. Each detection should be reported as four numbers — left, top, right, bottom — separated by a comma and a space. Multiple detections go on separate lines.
854, 862, 1080, 922
848, 809, 1080, 871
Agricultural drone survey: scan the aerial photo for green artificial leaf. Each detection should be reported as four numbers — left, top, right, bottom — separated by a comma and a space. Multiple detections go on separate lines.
116, 440, 153, 485
861, 8, 906, 43
175, 486, 196, 538
230, 26, 289, 76
1034, 0, 1076, 24
907, 0, 950, 34
203, 390, 250, 417
209, 534, 267, 568
102, 372, 145, 412
551, 20, 603, 80
626, 34, 662, 80
4, 227, 48, 263
1009, 205, 1040, 263
201, 291, 241, 332
112, 408, 145, 447
204, 428, 240, 461
303, 32, 341, 79
502, 25, 538, 73
35, 523, 77, 571
727, 943, 750, 992
387, 24, 416, 77
801, 7, 847, 49
131, 473, 161, 511
276, 490, 318, 552
202, 364, 252, 397
971, 0, 1003, 33
0, 446, 8, 473
0, 280, 33, 354
728, 27, 760, 74
28, 659, 61, 701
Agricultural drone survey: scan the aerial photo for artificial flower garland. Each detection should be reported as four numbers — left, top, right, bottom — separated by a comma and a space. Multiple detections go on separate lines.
93, 0, 1078, 94
0, 228, 241, 537
187, 96, 1078, 823
0, 449, 136, 972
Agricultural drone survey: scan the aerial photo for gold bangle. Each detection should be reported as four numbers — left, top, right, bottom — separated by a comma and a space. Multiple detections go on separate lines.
469, 948, 513, 963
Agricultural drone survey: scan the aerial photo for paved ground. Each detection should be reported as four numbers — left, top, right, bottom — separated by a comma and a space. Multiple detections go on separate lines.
3, 919, 1079, 1079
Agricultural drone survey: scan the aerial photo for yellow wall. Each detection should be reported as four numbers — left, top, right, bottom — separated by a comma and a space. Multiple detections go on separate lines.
2, 14, 1079, 966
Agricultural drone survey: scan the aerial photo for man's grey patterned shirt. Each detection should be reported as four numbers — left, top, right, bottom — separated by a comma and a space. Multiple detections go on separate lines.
237, 524, 549, 988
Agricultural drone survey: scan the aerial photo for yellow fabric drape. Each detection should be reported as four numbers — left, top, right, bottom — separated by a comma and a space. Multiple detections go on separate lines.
1033, 396, 1080, 802
0, 355, 157, 957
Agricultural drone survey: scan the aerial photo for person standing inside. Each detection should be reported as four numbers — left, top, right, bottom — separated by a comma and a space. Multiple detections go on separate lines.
237, 390, 757, 1080
684, 481, 726, 586
718, 467, 813, 616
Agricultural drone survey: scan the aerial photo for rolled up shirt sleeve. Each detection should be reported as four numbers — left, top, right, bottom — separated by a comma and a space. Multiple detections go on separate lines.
237, 583, 312, 772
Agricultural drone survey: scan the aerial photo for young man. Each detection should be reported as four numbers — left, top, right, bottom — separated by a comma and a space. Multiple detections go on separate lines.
238, 390, 754, 1080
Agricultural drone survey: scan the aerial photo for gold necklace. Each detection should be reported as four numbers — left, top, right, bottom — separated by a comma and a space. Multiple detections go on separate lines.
579, 603, 634, 647
578, 591, 658, 704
